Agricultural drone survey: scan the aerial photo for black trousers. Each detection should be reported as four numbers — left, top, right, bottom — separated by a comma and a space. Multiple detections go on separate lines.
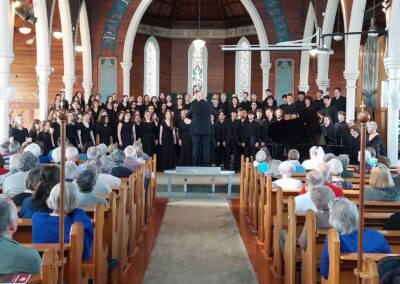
191, 134, 211, 166
225, 139, 240, 170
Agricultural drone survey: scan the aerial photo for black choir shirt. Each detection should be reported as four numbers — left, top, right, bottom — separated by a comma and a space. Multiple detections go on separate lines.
331, 96, 346, 112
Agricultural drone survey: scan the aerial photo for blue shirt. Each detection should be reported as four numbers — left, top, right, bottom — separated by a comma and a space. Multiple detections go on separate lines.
19, 196, 52, 219
320, 229, 391, 279
32, 208, 93, 261
39, 155, 51, 163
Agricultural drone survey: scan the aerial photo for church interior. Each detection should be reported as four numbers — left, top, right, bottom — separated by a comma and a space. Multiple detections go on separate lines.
1, 0, 400, 283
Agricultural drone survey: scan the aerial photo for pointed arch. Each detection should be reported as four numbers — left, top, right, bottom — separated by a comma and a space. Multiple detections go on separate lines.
235, 37, 252, 98
143, 36, 160, 97
187, 42, 208, 95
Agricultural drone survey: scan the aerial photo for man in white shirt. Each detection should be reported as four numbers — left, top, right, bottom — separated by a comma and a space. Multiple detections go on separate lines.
295, 170, 324, 213
272, 161, 302, 190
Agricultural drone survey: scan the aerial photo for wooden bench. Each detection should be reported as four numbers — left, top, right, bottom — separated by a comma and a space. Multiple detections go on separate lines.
26, 248, 59, 284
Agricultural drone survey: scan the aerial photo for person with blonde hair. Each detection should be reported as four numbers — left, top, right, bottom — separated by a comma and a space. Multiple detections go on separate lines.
365, 164, 400, 201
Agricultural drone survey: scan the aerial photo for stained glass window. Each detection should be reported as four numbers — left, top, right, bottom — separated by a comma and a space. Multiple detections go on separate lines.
188, 42, 207, 95
235, 37, 251, 100
144, 36, 159, 97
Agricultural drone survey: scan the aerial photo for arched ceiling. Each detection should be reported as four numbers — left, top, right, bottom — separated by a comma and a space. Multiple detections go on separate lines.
140, 0, 253, 29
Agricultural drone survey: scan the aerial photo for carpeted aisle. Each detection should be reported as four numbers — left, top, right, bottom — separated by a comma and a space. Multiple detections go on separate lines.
143, 200, 258, 284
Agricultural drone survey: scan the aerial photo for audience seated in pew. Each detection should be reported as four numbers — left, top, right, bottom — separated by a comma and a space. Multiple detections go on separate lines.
295, 171, 324, 213
133, 140, 150, 161
272, 161, 302, 190
0, 155, 8, 175
65, 160, 80, 181
323, 153, 336, 163
13, 168, 41, 206
0, 154, 20, 185
354, 150, 375, 174
86, 146, 101, 160
298, 162, 344, 197
288, 149, 306, 173
51, 146, 61, 164
66, 146, 83, 166
18, 166, 59, 218
254, 150, 268, 173
338, 154, 354, 179
320, 198, 391, 280
24, 143, 50, 164
99, 156, 121, 187
111, 150, 133, 178
124, 146, 142, 172
302, 146, 324, 170
32, 182, 93, 261
365, 164, 400, 201
76, 170, 108, 207
327, 158, 353, 189
266, 159, 281, 178
96, 143, 108, 159
0, 198, 41, 274
84, 158, 112, 195
3, 152, 39, 195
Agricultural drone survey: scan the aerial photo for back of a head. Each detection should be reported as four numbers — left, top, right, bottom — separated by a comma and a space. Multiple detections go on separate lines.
9, 141, 21, 154
316, 162, 330, 181
96, 144, 108, 158
309, 146, 318, 159
18, 151, 39, 172
32, 166, 60, 211
76, 170, 97, 193
369, 164, 394, 189
0, 198, 17, 236
358, 150, 372, 163
65, 146, 79, 161
52, 147, 62, 163
310, 185, 334, 212
24, 143, 41, 158
25, 168, 42, 191
255, 150, 267, 163
87, 146, 100, 160
100, 156, 115, 174
287, 149, 300, 161
366, 146, 376, 158
9, 154, 21, 170
85, 158, 102, 175
133, 140, 144, 157
111, 149, 125, 165
65, 161, 79, 180
268, 160, 282, 177
124, 146, 137, 159
323, 153, 336, 163
327, 158, 343, 176
329, 198, 358, 234
278, 161, 295, 177
47, 182, 78, 214
337, 154, 350, 169
306, 170, 324, 189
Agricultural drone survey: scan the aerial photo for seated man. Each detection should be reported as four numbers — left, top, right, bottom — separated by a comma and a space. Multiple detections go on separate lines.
111, 150, 133, 178
76, 170, 108, 207
0, 198, 41, 274
295, 171, 324, 213
24, 142, 50, 164
99, 156, 121, 187
287, 149, 306, 173
0, 153, 20, 185
272, 161, 302, 190
85, 159, 112, 195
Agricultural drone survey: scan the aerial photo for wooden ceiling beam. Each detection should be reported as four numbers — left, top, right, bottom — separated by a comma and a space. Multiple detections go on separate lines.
171, 0, 180, 22
217, 0, 226, 25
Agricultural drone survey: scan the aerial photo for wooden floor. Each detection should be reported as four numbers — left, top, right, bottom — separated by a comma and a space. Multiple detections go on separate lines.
124, 197, 281, 284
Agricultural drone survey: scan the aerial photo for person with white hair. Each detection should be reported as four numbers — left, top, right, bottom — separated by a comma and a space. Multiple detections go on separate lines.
254, 150, 268, 173
354, 150, 373, 174
65, 161, 80, 181
76, 170, 108, 207
99, 156, 121, 187
133, 140, 149, 160
295, 170, 324, 213
32, 182, 93, 261
327, 158, 352, 189
87, 146, 100, 160
287, 149, 306, 173
0, 198, 41, 274
65, 146, 79, 163
3, 152, 39, 195
24, 143, 41, 158
111, 149, 133, 178
52, 147, 62, 163
2, 141, 20, 169
124, 146, 142, 172
302, 146, 324, 170
0, 154, 21, 185
272, 161, 302, 190
366, 121, 386, 156
337, 154, 353, 179
266, 159, 281, 178
322, 153, 336, 163
84, 159, 112, 195
320, 198, 391, 280
96, 144, 108, 158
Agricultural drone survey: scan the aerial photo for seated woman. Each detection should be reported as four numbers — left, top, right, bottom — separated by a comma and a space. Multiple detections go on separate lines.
272, 161, 302, 190
32, 182, 93, 261
19, 166, 59, 218
12, 168, 41, 206
111, 149, 133, 178
302, 146, 325, 170
76, 170, 108, 207
365, 164, 400, 201
320, 198, 391, 280
254, 150, 268, 173
327, 159, 352, 189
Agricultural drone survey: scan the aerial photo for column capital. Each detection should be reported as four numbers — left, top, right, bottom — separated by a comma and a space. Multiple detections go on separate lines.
383, 58, 400, 70
62, 76, 76, 85
260, 61, 272, 70
82, 82, 93, 89
343, 71, 359, 80
120, 61, 133, 71
298, 85, 310, 93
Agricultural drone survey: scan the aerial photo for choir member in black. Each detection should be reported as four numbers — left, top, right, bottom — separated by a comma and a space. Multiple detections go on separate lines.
151, 96, 159, 110
366, 121, 386, 156
261, 89, 274, 109
251, 93, 261, 109
158, 103, 167, 122
37, 120, 55, 156
29, 119, 41, 142
281, 93, 296, 114
174, 98, 184, 126
304, 95, 314, 110
334, 111, 350, 147
183, 93, 192, 109
94, 94, 104, 109
78, 112, 95, 151
214, 110, 227, 167
242, 111, 260, 159
239, 92, 251, 111
218, 93, 228, 114
238, 109, 248, 157
159, 110, 176, 171
261, 108, 276, 146
331, 87, 346, 112
96, 115, 113, 146
279, 94, 287, 109
66, 112, 79, 148
312, 90, 325, 111
295, 91, 306, 112
69, 100, 81, 115
322, 95, 338, 123
178, 109, 192, 166
250, 102, 258, 113
117, 112, 133, 149
54, 92, 69, 110
50, 116, 61, 143
165, 94, 174, 110
91, 99, 102, 124
209, 114, 216, 166
157, 92, 166, 109
349, 125, 360, 164
141, 111, 156, 156
320, 115, 336, 145
119, 95, 130, 112
317, 110, 325, 125
10, 115, 29, 144
105, 96, 114, 114
264, 95, 277, 112
275, 108, 284, 122
255, 109, 263, 125
129, 101, 137, 117
50, 96, 62, 112
211, 97, 221, 114
229, 96, 240, 115
144, 95, 151, 107
73, 91, 85, 111
133, 114, 142, 142
87, 95, 94, 110
225, 110, 241, 171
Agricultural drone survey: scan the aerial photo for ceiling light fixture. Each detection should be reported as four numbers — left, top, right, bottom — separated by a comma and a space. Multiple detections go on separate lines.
333, 5, 343, 41
193, 0, 205, 49
53, 31, 63, 39
19, 24, 31, 35
75, 45, 83, 52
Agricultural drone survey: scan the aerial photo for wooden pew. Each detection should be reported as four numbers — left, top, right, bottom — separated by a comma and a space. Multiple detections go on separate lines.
239, 155, 245, 208
26, 248, 59, 284
257, 174, 266, 244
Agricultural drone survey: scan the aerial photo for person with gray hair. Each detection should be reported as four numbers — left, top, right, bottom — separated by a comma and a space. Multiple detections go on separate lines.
337, 154, 353, 178
8, 141, 21, 155
84, 159, 112, 195
124, 145, 142, 172
266, 159, 281, 178
320, 198, 391, 279
87, 146, 100, 160
302, 146, 324, 170
99, 156, 121, 187
2, 151, 39, 195
65, 146, 79, 163
65, 161, 80, 181
32, 182, 94, 261
254, 150, 268, 173
96, 143, 108, 158
0, 198, 41, 274
272, 161, 302, 190
0, 154, 21, 186
133, 140, 149, 160
52, 147, 62, 163
76, 170, 108, 207
322, 153, 336, 163
295, 170, 324, 213
287, 149, 306, 173
111, 149, 133, 178
327, 158, 352, 189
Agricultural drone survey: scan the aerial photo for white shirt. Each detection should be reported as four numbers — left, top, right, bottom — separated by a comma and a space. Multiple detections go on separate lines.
99, 173, 121, 187
295, 192, 317, 213
302, 159, 319, 170
272, 177, 302, 190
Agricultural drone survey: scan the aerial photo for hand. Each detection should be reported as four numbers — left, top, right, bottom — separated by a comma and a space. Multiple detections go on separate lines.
255, 142, 259, 148
223, 142, 226, 147
242, 143, 245, 147
179, 140, 182, 146
217, 142, 220, 146
26, 137, 32, 143
119, 142, 123, 147
159, 141, 162, 146
49, 127, 54, 134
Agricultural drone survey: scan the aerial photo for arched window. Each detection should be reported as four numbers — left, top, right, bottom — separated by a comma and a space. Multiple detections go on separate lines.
188, 42, 208, 95
143, 36, 160, 97
235, 37, 252, 100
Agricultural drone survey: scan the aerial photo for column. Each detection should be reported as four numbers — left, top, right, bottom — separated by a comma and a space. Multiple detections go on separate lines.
82, 82, 93, 103
36, 66, 52, 121
316, 53, 330, 93
121, 62, 132, 97
63, 76, 75, 102
260, 61, 271, 99
343, 71, 359, 120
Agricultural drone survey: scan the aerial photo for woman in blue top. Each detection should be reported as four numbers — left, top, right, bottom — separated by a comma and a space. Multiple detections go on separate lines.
320, 198, 391, 279
32, 182, 93, 261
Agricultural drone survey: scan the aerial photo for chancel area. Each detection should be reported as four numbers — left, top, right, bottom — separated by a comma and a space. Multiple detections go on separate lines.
1, 0, 400, 283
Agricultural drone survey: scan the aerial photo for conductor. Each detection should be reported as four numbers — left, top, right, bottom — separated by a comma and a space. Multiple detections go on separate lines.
187, 90, 216, 166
